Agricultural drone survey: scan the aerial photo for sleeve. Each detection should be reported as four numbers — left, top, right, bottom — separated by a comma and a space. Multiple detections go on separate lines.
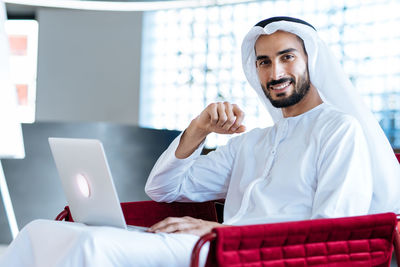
311, 116, 373, 219
145, 132, 237, 203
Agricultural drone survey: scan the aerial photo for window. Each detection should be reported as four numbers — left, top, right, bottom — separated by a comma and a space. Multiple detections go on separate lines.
140, 0, 400, 148
5, 19, 38, 123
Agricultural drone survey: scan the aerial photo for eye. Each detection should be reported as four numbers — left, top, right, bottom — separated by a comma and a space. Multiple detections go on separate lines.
282, 54, 295, 61
257, 59, 271, 67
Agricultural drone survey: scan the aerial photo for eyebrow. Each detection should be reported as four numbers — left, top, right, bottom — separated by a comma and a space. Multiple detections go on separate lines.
256, 48, 298, 61
278, 48, 297, 55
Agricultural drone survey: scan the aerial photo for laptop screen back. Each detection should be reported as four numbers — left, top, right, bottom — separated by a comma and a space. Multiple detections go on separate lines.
49, 137, 127, 229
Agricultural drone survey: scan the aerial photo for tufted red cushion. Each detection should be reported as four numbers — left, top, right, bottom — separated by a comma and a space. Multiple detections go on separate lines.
207, 213, 396, 267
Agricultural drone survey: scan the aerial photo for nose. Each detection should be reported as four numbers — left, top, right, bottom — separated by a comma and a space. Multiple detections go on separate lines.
270, 62, 285, 80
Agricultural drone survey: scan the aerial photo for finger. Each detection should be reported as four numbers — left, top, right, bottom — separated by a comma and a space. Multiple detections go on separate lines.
152, 217, 196, 233
148, 217, 181, 232
174, 225, 202, 235
174, 219, 218, 236
148, 217, 196, 233
222, 102, 236, 131
196, 103, 218, 133
163, 217, 200, 235
229, 104, 245, 133
156, 221, 192, 233
206, 103, 219, 126
235, 125, 246, 133
216, 102, 228, 127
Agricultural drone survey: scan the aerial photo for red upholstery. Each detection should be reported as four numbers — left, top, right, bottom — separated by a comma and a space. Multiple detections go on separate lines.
194, 213, 397, 267
55, 200, 219, 227
120, 201, 218, 227
55, 206, 72, 221
394, 153, 400, 267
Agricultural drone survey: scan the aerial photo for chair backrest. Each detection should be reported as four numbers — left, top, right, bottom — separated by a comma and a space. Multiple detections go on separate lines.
56, 200, 219, 227
120, 201, 219, 227
396, 153, 400, 163
196, 212, 397, 267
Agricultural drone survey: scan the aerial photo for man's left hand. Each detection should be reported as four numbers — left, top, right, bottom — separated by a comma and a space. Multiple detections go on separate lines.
147, 216, 223, 236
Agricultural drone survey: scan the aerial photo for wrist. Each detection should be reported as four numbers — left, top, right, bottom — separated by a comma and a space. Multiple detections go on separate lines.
175, 119, 209, 159
186, 118, 210, 141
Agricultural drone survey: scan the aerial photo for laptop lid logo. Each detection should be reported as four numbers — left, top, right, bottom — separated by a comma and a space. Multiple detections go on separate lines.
76, 173, 90, 198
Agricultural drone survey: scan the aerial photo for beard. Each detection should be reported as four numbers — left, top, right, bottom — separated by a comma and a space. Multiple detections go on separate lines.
261, 70, 311, 108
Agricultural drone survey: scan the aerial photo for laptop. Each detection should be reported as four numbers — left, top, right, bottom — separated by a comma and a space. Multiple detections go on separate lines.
48, 137, 147, 231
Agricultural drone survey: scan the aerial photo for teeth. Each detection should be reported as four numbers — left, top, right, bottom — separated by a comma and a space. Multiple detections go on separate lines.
270, 81, 290, 90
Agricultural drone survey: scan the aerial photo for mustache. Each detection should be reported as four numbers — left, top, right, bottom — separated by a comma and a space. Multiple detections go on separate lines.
267, 77, 295, 88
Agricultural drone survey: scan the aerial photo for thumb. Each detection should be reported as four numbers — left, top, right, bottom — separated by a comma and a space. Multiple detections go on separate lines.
234, 125, 246, 133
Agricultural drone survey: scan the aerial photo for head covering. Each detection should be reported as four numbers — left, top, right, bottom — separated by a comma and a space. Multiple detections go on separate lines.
241, 16, 400, 214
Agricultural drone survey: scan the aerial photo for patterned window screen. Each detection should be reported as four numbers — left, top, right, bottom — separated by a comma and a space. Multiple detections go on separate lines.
140, 0, 400, 148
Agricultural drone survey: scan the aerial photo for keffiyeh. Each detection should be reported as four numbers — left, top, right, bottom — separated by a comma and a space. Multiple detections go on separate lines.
241, 16, 400, 214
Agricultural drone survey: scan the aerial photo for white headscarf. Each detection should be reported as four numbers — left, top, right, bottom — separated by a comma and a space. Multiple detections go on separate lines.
241, 16, 400, 214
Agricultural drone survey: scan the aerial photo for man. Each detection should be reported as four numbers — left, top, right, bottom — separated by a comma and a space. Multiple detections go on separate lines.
1, 16, 399, 267
145, 17, 397, 234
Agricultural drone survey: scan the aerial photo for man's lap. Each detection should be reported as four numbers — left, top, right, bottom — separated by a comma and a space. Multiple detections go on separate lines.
0, 219, 207, 267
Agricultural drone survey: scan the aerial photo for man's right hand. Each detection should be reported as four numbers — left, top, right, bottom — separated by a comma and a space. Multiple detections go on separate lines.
193, 102, 246, 135
175, 102, 246, 159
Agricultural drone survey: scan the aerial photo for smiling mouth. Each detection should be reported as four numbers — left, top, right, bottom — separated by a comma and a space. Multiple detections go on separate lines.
268, 81, 292, 92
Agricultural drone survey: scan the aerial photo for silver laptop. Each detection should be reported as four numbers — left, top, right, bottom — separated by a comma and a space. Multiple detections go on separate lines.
49, 137, 147, 231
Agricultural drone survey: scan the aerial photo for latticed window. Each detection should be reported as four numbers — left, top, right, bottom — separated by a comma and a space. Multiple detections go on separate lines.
140, 0, 400, 149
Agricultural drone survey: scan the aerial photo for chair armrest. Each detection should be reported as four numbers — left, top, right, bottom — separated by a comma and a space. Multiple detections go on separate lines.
393, 216, 400, 267
190, 232, 217, 267
55, 206, 73, 222
191, 213, 397, 267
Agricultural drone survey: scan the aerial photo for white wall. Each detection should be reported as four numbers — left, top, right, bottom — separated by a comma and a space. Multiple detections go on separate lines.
35, 8, 143, 125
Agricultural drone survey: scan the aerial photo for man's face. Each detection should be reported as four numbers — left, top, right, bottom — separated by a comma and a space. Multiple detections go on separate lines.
255, 31, 311, 108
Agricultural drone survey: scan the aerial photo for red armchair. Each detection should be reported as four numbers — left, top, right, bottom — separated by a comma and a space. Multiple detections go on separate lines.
192, 212, 397, 267
56, 153, 400, 267
56, 203, 399, 267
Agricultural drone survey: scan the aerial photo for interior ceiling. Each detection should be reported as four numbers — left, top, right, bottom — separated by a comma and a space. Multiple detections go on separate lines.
80, 0, 183, 1
5, 0, 176, 17
5, 0, 252, 17
5, 0, 221, 16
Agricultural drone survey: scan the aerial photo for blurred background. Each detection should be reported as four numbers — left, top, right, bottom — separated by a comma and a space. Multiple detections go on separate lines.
0, 0, 399, 244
